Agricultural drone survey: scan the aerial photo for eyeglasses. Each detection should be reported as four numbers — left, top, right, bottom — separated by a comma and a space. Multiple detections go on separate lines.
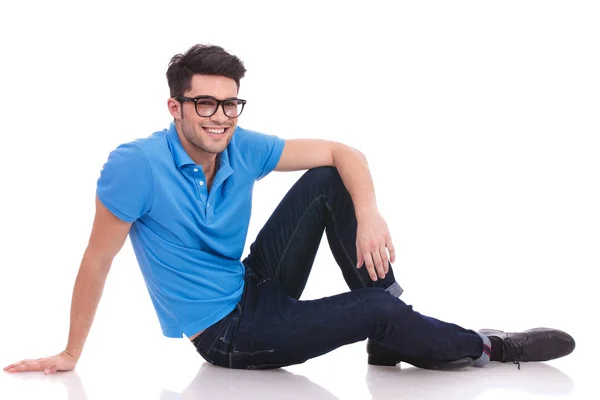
176, 95, 246, 118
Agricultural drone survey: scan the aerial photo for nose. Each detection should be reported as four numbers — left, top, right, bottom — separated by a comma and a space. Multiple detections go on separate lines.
210, 104, 229, 124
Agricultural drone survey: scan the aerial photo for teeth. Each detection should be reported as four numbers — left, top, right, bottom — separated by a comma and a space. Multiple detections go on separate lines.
205, 128, 226, 134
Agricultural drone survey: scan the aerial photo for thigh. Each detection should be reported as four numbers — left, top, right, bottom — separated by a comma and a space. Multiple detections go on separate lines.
230, 278, 393, 369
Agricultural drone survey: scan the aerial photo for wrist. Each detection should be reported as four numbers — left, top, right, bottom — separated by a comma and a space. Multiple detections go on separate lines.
63, 348, 80, 360
355, 204, 378, 222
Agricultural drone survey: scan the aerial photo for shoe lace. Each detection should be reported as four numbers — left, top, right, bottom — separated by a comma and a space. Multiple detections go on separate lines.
503, 337, 530, 370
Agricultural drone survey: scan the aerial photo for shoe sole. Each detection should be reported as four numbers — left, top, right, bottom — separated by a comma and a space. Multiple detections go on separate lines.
368, 355, 474, 371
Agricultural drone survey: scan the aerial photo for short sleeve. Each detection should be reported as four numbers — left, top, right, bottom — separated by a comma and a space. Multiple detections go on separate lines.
236, 128, 285, 180
96, 142, 154, 222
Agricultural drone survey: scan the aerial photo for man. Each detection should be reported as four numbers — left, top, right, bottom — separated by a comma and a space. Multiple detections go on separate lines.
4, 44, 574, 375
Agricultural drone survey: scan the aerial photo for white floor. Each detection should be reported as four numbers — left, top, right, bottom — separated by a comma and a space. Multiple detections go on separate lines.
1, 337, 592, 400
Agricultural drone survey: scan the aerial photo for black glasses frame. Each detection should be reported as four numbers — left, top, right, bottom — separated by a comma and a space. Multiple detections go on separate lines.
176, 95, 247, 118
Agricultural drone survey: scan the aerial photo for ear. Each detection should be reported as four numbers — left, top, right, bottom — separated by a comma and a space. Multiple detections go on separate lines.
167, 98, 181, 120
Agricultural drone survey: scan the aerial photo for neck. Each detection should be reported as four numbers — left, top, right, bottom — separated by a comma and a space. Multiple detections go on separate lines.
175, 126, 219, 174
203, 156, 218, 182
184, 142, 218, 170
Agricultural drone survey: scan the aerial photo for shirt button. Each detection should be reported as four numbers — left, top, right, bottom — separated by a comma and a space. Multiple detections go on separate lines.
199, 181, 204, 186
193, 168, 198, 173
207, 202, 210, 207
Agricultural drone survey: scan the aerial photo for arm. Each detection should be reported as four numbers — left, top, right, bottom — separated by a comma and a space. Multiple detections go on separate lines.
66, 196, 132, 358
274, 139, 395, 281
4, 196, 132, 374
274, 139, 375, 211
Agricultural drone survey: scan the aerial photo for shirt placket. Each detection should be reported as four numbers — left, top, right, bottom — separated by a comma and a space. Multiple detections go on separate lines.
191, 166, 209, 218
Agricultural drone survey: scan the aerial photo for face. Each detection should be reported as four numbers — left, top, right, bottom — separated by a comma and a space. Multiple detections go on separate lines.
168, 74, 240, 163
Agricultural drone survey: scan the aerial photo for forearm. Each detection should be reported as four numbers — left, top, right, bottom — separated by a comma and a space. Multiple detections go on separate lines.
65, 252, 111, 359
331, 144, 378, 221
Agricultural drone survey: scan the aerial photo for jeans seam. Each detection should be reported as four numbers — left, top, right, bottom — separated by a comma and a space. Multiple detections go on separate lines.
220, 316, 236, 345
232, 349, 276, 356
199, 320, 230, 356
325, 199, 367, 288
274, 194, 326, 279
228, 300, 245, 368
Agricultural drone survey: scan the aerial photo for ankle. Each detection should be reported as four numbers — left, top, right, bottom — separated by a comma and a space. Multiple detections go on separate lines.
489, 336, 504, 361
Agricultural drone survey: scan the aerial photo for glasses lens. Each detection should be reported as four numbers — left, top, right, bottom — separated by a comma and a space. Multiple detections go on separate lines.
223, 99, 244, 118
192, 98, 245, 117
195, 98, 218, 117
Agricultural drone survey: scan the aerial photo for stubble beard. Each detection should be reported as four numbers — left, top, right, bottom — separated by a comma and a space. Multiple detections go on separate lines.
182, 121, 232, 155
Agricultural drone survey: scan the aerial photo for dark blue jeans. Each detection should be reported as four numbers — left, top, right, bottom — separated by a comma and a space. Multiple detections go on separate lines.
192, 167, 483, 369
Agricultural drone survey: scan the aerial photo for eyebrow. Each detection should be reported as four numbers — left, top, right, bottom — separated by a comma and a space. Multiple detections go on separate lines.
187, 95, 239, 100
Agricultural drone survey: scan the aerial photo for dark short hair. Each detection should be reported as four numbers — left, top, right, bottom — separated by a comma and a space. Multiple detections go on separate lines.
166, 44, 247, 98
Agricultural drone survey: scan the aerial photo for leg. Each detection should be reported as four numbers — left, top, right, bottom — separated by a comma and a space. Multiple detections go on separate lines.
192, 275, 574, 371
223, 277, 483, 369
243, 167, 402, 299
241, 167, 470, 369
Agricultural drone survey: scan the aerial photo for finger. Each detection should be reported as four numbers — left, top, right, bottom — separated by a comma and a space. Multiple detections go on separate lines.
356, 252, 364, 269
387, 239, 396, 264
4, 360, 32, 371
379, 246, 389, 275
371, 249, 385, 279
8, 361, 43, 373
364, 252, 378, 281
4, 361, 23, 370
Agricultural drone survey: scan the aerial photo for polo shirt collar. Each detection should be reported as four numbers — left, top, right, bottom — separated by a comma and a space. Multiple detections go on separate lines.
167, 122, 195, 168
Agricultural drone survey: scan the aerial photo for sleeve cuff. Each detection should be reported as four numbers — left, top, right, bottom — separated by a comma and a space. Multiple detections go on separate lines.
258, 137, 285, 180
97, 191, 137, 223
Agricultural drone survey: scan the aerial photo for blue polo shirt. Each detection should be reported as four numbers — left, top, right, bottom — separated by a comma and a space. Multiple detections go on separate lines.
96, 122, 285, 338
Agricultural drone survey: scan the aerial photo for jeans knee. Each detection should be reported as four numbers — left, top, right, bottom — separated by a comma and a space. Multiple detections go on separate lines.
302, 167, 349, 199
303, 166, 339, 182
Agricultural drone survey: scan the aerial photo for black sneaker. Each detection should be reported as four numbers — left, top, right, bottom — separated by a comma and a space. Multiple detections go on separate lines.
479, 328, 576, 369
366, 339, 475, 371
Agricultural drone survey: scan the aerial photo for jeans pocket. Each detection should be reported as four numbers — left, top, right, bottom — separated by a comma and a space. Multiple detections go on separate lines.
194, 317, 232, 361
194, 305, 245, 368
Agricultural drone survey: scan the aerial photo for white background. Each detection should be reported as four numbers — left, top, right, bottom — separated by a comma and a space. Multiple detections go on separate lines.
0, 1, 598, 399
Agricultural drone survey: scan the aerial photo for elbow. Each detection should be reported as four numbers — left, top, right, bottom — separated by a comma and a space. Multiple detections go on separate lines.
81, 247, 114, 275
348, 144, 367, 163
331, 142, 366, 166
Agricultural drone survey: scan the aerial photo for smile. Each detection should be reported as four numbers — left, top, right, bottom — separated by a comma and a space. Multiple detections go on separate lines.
203, 127, 228, 136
